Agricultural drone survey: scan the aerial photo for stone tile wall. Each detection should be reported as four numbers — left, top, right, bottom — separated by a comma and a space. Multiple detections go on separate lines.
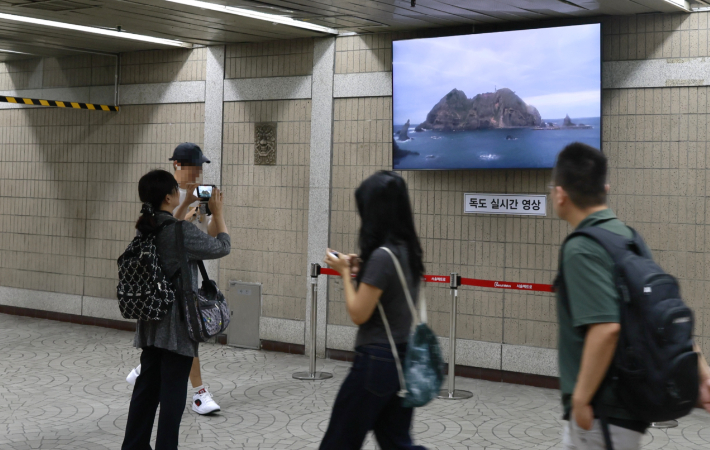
604, 86, 710, 352
120, 48, 206, 84
334, 29, 464, 75
0, 58, 41, 91
225, 39, 313, 79
220, 100, 311, 320
0, 108, 88, 295
0, 48, 206, 92
334, 34, 392, 74
43, 55, 115, 88
0, 104, 205, 302
604, 12, 708, 60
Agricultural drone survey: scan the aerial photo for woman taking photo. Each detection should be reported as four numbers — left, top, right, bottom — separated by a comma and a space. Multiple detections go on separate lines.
320, 170, 426, 450
122, 169, 230, 450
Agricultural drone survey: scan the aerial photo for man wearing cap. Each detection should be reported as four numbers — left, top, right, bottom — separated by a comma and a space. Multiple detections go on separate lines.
126, 142, 222, 416
170, 142, 218, 238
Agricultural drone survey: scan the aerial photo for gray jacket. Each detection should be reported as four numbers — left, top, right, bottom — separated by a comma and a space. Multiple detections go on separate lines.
134, 211, 231, 357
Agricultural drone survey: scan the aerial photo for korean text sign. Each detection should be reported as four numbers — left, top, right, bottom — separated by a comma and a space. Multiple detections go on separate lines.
464, 194, 547, 216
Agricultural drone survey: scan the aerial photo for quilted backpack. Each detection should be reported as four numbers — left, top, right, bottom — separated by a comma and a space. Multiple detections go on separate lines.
116, 220, 177, 321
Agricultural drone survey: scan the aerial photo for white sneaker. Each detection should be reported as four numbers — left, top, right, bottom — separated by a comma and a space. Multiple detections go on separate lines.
126, 365, 141, 386
192, 387, 220, 415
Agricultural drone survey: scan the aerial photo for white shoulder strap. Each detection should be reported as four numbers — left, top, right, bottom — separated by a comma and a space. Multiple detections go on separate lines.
379, 247, 419, 325
375, 246, 426, 397
376, 302, 407, 397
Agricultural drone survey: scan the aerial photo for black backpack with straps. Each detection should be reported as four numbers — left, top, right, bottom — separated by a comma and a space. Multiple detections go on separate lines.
557, 225, 699, 424
116, 219, 178, 321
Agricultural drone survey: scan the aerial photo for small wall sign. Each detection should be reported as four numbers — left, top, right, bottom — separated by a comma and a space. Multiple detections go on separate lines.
464, 193, 547, 216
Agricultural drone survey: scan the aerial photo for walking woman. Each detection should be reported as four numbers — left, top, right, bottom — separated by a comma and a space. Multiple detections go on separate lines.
122, 169, 230, 450
321, 171, 426, 450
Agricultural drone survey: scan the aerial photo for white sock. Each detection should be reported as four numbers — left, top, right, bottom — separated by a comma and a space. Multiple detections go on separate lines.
194, 384, 205, 394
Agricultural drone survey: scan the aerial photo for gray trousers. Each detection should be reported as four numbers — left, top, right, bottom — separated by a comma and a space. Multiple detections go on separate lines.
562, 419, 643, 450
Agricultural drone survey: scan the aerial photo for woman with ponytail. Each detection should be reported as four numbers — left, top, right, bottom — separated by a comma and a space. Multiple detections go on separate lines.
122, 169, 230, 450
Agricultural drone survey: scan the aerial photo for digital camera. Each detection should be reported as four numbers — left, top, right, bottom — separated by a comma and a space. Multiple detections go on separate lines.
197, 185, 215, 200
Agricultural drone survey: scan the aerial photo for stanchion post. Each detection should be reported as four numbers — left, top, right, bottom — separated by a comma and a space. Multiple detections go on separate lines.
438, 272, 472, 400
293, 263, 333, 381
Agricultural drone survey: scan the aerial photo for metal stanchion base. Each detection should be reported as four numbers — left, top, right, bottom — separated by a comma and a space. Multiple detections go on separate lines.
650, 420, 679, 429
437, 389, 473, 400
292, 371, 333, 381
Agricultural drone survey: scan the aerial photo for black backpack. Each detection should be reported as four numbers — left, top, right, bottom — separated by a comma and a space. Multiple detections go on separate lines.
116, 220, 177, 321
558, 225, 699, 423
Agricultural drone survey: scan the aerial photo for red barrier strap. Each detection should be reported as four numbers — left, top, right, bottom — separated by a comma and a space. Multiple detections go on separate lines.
319, 267, 552, 292
423, 274, 450, 284
320, 269, 450, 284
319, 267, 340, 277
461, 277, 554, 292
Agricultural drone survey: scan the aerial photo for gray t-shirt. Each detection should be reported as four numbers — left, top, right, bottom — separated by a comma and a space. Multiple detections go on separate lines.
355, 245, 419, 349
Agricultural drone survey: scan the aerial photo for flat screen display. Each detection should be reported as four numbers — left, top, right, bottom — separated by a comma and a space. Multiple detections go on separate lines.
392, 24, 601, 170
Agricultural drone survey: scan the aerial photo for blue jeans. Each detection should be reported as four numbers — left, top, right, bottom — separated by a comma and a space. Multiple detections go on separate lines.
319, 344, 427, 450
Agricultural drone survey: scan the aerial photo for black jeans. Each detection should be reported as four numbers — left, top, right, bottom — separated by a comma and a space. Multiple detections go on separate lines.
121, 346, 193, 450
319, 344, 427, 450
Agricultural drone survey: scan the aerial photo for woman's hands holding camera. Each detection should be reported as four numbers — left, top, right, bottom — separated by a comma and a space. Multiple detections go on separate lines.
208, 187, 224, 216
184, 183, 199, 205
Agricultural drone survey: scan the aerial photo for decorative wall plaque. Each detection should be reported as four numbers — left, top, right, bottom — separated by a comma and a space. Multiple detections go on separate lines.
254, 122, 277, 165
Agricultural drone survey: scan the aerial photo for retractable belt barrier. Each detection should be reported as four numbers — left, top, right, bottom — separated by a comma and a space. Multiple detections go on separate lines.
295, 264, 553, 397
320, 267, 554, 293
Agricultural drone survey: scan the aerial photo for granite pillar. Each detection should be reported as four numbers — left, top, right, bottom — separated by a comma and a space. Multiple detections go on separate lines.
306, 37, 336, 358
203, 45, 225, 282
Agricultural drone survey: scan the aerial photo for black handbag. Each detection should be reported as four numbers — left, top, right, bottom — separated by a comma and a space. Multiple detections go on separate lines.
175, 221, 231, 342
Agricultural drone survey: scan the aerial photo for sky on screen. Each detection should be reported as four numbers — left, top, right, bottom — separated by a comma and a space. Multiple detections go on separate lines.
392, 24, 601, 125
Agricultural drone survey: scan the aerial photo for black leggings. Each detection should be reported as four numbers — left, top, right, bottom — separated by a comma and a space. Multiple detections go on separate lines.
121, 346, 193, 450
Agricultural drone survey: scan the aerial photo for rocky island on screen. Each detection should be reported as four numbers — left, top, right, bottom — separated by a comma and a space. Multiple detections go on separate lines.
392, 24, 601, 170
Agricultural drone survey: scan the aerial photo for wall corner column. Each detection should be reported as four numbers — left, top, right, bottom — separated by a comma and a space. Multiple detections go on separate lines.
306, 37, 336, 358
203, 45, 226, 283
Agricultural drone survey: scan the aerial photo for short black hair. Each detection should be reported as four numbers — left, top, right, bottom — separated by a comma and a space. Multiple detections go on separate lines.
553, 142, 607, 208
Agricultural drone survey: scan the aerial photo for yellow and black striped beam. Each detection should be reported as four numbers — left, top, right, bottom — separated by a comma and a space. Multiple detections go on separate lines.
0, 95, 119, 112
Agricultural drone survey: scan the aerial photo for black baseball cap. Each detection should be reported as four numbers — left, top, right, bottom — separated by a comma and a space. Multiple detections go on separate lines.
169, 142, 211, 165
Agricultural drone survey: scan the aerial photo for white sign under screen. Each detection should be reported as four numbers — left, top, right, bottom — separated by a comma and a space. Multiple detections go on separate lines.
464, 194, 547, 216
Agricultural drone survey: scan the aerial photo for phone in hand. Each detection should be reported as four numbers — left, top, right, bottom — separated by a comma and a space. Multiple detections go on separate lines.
197, 185, 216, 200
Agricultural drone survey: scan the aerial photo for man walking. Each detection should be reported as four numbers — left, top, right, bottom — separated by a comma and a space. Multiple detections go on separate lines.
550, 142, 710, 449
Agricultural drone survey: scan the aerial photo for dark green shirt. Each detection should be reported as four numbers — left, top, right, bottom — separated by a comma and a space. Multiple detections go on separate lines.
557, 209, 647, 422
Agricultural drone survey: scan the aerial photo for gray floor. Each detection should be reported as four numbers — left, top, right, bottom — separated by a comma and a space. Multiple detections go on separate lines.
1, 313, 709, 449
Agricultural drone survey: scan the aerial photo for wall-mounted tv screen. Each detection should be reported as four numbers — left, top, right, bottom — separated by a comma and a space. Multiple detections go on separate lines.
392, 24, 601, 170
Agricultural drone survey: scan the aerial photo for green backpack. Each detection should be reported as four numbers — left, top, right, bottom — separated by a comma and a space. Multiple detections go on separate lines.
378, 247, 445, 408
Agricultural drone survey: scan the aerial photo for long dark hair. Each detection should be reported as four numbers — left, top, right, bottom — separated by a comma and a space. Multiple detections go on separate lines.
135, 169, 179, 235
355, 171, 424, 284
